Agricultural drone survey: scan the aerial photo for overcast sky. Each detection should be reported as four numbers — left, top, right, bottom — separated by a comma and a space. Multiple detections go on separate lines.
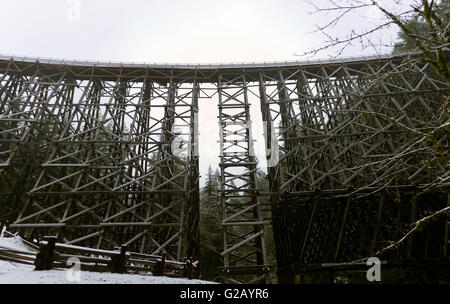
0, 0, 400, 182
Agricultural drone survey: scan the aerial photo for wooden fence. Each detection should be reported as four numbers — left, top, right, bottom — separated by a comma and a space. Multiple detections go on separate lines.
0, 233, 198, 280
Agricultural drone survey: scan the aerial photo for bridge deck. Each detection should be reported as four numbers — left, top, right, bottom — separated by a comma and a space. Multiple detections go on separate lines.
0, 53, 411, 82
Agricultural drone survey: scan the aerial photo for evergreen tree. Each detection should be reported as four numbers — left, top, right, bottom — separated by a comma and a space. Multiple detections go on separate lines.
201, 166, 219, 202
199, 166, 222, 280
394, 1, 449, 53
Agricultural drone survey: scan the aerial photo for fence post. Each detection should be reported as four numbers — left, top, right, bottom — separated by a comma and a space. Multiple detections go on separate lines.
155, 251, 166, 276
184, 257, 193, 280
35, 236, 57, 270
110, 245, 128, 274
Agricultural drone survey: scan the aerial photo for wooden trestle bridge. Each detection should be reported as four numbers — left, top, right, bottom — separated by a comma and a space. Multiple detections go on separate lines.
0, 53, 448, 283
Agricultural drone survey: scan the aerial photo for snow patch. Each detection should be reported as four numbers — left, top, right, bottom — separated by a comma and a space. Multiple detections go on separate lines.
0, 235, 214, 284
0, 234, 35, 252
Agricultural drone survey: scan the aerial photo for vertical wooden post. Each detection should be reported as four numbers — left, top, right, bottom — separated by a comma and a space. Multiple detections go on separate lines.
334, 198, 351, 261
370, 195, 385, 256
110, 245, 128, 274
184, 257, 193, 280
407, 192, 417, 258
444, 192, 449, 257
35, 236, 57, 271
155, 251, 166, 276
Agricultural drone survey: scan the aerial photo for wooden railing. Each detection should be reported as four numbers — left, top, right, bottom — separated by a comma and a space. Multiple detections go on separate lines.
0, 234, 198, 280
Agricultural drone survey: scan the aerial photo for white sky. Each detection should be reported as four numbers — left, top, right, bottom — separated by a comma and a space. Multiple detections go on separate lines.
0, 0, 401, 183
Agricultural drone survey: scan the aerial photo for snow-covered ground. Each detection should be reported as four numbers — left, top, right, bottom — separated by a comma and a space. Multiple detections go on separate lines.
0, 233, 213, 284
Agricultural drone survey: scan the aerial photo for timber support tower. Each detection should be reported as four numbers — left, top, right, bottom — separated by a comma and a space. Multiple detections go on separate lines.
0, 53, 448, 283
